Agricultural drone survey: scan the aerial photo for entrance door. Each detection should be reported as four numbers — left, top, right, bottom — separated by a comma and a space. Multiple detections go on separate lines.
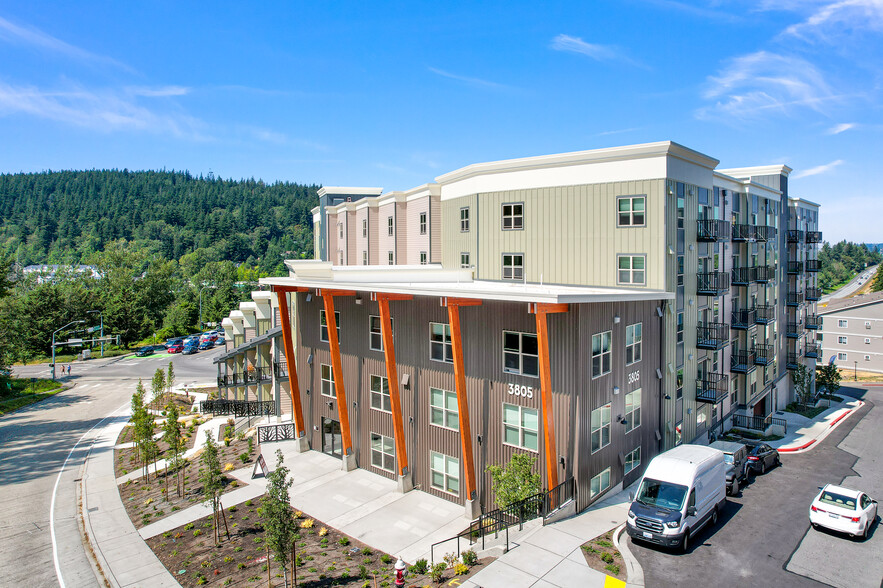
322, 418, 343, 459
753, 397, 766, 417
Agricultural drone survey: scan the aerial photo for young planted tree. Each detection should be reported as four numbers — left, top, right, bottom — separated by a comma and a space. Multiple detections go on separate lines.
261, 450, 297, 587
198, 431, 229, 544
131, 380, 157, 481
151, 367, 166, 407
792, 363, 814, 409
162, 401, 184, 499
166, 361, 175, 404
486, 452, 542, 509
817, 363, 842, 397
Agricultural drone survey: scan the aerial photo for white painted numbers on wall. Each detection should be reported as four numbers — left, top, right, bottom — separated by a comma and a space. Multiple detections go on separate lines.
507, 383, 534, 399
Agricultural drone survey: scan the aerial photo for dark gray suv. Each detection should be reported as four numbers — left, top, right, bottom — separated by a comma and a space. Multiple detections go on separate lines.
710, 440, 749, 495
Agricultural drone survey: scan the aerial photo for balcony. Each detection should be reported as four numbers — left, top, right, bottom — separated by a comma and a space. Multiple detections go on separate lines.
806, 259, 821, 272
217, 376, 228, 388
787, 261, 804, 274
274, 360, 289, 378
697, 322, 730, 350
786, 321, 803, 338
787, 230, 805, 243
753, 343, 775, 365
787, 291, 805, 307
732, 308, 757, 330
805, 343, 820, 359
806, 287, 821, 301
697, 219, 731, 242
697, 271, 730, 296
732, 267, 757, 286
755, 265, 776, 283
806, 231, 823, 244
756, 226, 777, 242
696, 373, 729, 404
805, 314, 821, 330
732, 224, 756, 242
756, 305, 776, 324
786, 352, 801, 370
731, 349, 757, 374
231, 372, 244, 385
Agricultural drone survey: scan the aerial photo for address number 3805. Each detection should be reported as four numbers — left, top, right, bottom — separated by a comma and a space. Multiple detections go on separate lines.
507, 383, 534, 398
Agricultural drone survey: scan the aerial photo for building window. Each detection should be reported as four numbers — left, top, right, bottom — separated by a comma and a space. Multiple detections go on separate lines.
839, 336, 847, 344
624, 446, 641, 475
865, 355, 871, 361
388, 251, 394, 265
420, 251, 428, 265
430, 451, 459, 495
591, 403, 611, 453
677, 255, 684, 286
502, 203, 524, 230
370, 375, 391, 412
503, 403, 539, 451
625, 389, 641, 432
430, 322, 453, 363
866, 338, 871, 344
362, 251, 368, 265
388, 216, 394, 236
338, 251, 343, 265
319, 310, 340, 343
339, 223, 343, 239
503, 331, 539, 377
460, 252, 470, 268
320, 364, 335, 398
617, 255, 646, 285
838, 319, 848, 328
369, 315, 393, 351
676, 367, 683, 400
617, 196, 646, 227
419, 212, 427, 235
362, 219, 367, 238
592, 331, 612, 378
430, 388, 459, 431
460, 207, 470, 232
626, 323, 642, 365
502, 253, 524, 281
838, 352, 847, 360
370, 433, 395, 473
866, 321, 872, 329
590, 467, 611, 498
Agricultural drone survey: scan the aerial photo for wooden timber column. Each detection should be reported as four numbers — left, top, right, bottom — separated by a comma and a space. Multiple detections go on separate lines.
372, 292, 413, 492
318, 289, 358, 471
443, 297, 482, 518
529, 302, 569, 490
272, 286, 309, 446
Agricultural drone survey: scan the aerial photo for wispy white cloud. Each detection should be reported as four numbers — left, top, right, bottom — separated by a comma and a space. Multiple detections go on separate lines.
697, 51, 843, 120
125, 86, 191, 97
550, 34, 648, 69
595, 127, 643, 136
782, 0, 883, 41
827, 122, 857, 134
792, 159, 844, 178
0, 15, 132, 71
427, 67, 511, 90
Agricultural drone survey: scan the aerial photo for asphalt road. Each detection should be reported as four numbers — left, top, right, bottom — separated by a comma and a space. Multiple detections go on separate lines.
629, 385, 882, 588
0, 348, 221, 587
820, 265, 878, 304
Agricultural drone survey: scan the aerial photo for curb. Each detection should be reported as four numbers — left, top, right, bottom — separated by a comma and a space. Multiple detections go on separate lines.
613, 523, 644, 587
777, 401, 864, 454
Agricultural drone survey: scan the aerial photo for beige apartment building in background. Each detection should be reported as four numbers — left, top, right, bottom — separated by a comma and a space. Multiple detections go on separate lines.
820, 291, 883, 374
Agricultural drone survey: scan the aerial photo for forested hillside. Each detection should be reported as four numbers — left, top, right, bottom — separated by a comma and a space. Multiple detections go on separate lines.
818, 241, 881, 292
0, 170, 318, 273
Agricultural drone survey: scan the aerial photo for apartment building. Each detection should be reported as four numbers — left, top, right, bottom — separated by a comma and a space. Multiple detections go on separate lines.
215, 141, 820, 517
819, 291, 883, 374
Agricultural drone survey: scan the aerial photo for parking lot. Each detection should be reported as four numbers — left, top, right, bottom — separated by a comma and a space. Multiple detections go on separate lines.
630, 386, 882, 588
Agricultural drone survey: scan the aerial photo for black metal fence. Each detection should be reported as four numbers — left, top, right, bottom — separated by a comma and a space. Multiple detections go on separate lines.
732, 413, 787, 434
201, 399, 275, 418
257, 422, 296, 444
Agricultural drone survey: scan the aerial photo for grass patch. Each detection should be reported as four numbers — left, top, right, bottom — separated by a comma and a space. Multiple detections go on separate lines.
0, 378, 65, 416
784, 403, 827, 419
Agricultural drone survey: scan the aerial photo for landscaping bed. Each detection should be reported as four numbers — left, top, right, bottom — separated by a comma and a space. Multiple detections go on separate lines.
148, 392, 196, 412
146, 503, 491, 587
114, 416, 201, 478
580, 529, 626, 581
0, 378, 65, 416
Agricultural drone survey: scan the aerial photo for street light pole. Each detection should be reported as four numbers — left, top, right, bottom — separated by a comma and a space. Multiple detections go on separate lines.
51, 320, 85, 380
855, 360, 858, 381
88, 310, 104, 357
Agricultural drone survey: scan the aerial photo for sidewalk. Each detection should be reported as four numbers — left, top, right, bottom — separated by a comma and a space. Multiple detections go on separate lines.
770, 397, 864, 453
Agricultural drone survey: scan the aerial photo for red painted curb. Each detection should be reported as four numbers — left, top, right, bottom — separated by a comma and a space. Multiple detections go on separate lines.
829, 410, 852, 427
779, 439, 816, 453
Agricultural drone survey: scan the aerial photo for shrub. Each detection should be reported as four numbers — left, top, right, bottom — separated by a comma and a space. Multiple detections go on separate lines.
338, 536, 350, 546
410, 559, 429, 574
223, 556, 234, 563
596, 539, 613, 548
461, 549, 478, 567
454, 563, 469, 575
359, 565, 368, 579
193, 529, 202, 537
430, 563, 446, 582
601, 553, 614, 564
605, 563, 621, 575
301, 519, 314, 528
443, 552, 459, 568
361, 547, 372, 556
239, 452, 249, 464
380, 554, 393, 564
185, 523, 194, 530
224, 463, 235, 472
318, 527, 329, 537
245, 499, 253, 507
237, 563, 246, 570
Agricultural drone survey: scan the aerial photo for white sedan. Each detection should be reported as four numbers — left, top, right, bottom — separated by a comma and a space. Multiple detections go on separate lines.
809, 484, 878, 539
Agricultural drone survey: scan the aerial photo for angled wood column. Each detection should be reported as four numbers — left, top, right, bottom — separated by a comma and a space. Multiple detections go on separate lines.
529, 302, 570, 490
443, 297, 482, 513
317, 289, 357, 469
272, 286, 309, 438
372, 292, 413, 489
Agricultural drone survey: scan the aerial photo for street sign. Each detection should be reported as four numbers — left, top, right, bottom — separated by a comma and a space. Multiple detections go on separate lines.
66, 338, 84, 346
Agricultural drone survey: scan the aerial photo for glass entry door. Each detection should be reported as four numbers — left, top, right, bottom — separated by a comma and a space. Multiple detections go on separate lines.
322, 417, 343, 459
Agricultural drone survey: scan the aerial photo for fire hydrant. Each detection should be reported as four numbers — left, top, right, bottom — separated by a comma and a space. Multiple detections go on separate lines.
394, 557, 406, 587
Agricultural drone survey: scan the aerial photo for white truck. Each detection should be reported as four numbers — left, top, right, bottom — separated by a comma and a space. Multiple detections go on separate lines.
625, 444, 727, 551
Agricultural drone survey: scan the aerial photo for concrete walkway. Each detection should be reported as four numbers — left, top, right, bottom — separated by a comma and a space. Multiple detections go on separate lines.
770, 397, 864, 453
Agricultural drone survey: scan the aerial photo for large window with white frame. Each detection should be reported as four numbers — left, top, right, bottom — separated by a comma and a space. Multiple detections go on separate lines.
420, 252, 428, 265
362, 251, 367, 265
362, 219, 367, 238
626, 323, 642, 365
370, 375, 391, 412
838, 336, 847, 344
430, 451, 459, 495
460, 207, 470, 232
502, 253, 524, 281
430, 323, 453, 363
592, 331, 612, 378
320, 364, 335, 398
387, 216, 394, 236
419, 212, 427, 235
502, 203, 524, 230
319, 310, 340, 343
388, 251, 394, 265
503, 331, 539, 377
460, 252, 470, 268
370, 433, 395, 472
430, 388, 459, 430
838, 319, 848, 328
590, 467, 611, 498
624, 446, 641, 475
369, 315, 393, 351
591, 403, 611, 453
838, 352, 847, 360
617, 196, 646, 227
503, 403, 538, 451
617, 254, 646, 285
625, 389, 641, 432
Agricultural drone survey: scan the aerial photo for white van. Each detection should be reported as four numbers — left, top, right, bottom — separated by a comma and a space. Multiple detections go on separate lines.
625, 444, 727, 551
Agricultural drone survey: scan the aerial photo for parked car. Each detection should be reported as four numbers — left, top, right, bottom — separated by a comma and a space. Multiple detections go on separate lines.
626, 444, 727, 552
746, 442, 780, 474
135, 344, 165, 357
182, 343, 198, 355
164, 338, 183, 349
810, 484, 878, 539
167, 342, 184, 354
710, 440, 749, 495
198, 339, 214, 350
183, 335, 200, 346
215, 336, 226, 345
200, 331, 218, 343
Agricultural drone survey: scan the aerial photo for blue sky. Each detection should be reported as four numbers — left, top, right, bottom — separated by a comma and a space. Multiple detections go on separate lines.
0, 1, 881, 242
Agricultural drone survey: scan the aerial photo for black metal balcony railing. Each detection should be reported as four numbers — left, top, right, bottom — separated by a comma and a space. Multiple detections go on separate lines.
231, 372, 244, 385
755, 265, 776, 283
732, 308, 757, 330
787, 261, 804, 274
697, 271, 730, 296
732, 224, 756, 241
696, 373, 729, 404
806, 287, 821, 301
806, 231, 823, 244
753, 343, 775, 365
786, 321, 803, 338
731, 350, 757, 374
805, 259, 821, 272
787, 291, 805, 307
787, 230, 805, 243
732, 267, 757, 286
274, 360, 289, 378
805, 343, 820, 359
697, 219, 731, 242
217, 376, 227, 388
756, 225, 777, 242
805, 314, 821, 330
786, 352, 801, 370
697, 322, 730, 350
756, 305, 776, 324
202, 399, 275, 418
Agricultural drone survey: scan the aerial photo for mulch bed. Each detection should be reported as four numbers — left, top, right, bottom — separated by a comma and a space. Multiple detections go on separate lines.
114, 415, 201, 479
148, 393, 196, 412
146, 504, 492, 587
580, 529, 626, 581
